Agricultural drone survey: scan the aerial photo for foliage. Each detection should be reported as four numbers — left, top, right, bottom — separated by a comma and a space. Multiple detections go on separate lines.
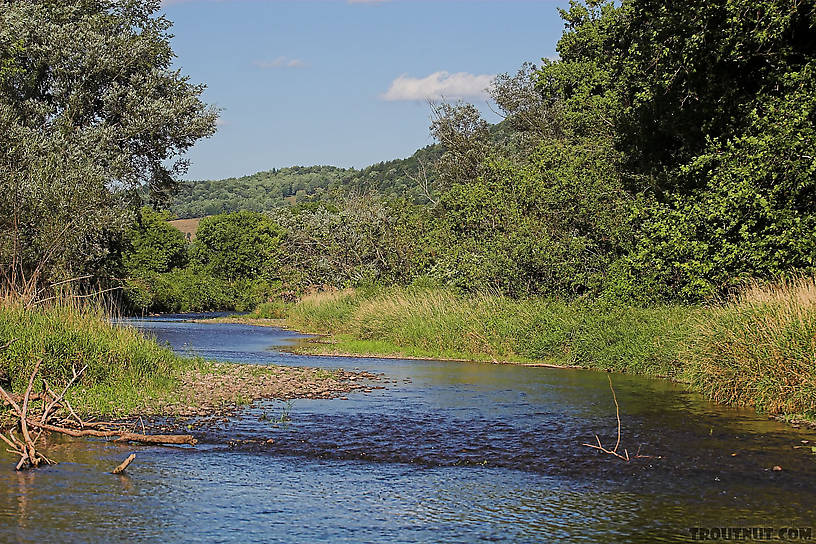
123, 268, 248, 314
190, 211, 284, 282
121, 209, 283, 313
0, 0, 216, 296
535, 0, 816, 300
421, 0, 816, 302
269, 196, 433, 290
123, 207, 189, 276
431, 137, 630, 296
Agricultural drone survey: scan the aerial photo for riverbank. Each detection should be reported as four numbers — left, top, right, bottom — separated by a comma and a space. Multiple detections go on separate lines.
0, 302, 373, 423
236, 281, 816, 422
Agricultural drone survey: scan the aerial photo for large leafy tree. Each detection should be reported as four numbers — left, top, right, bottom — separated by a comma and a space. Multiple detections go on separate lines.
531, 0, 816, 300
0, 0, 217, 295
190, 212, 284, 283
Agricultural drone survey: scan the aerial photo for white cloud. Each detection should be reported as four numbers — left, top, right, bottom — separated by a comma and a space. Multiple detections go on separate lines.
381, 71, 495, 102
253, 56, 305, 69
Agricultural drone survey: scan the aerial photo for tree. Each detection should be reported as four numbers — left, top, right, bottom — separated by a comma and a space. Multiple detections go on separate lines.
190, 212, 284, 282
123, 207, 189, 276
0, 0, 217, 296
528, 0, 816, 300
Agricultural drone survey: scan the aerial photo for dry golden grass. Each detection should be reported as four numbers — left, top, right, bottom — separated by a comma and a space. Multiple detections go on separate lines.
683, 276, 816, 417
167, 217, 203, 240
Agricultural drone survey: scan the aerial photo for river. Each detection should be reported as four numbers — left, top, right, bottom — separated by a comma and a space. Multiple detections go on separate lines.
2, 315, 815, 542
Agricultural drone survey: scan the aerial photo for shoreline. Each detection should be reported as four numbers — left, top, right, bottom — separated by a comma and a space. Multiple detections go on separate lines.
194, 313, 816, 429
193, 316, 583, 368
1, 361, 381, 432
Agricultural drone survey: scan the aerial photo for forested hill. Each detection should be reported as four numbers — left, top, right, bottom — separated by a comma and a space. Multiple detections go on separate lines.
170, 144, 442, 218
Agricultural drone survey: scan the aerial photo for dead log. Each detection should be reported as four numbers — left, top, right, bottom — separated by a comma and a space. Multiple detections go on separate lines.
112, 453, 136, 474
28, 420, 197, 446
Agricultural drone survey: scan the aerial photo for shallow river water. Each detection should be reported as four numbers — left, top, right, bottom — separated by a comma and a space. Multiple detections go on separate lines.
2, 315, 816, 543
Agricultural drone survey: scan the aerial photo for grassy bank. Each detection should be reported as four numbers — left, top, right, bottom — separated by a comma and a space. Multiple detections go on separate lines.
0, 301, 360, 419
0, 301, 199, 416
253, 287, 698, 376
250, 280, 816, 420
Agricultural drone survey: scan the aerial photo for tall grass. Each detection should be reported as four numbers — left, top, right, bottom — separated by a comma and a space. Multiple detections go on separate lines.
0, 299, 197, 415
262, 280, 816, 419
260, 286, 697, 376
683, 277, 816, 418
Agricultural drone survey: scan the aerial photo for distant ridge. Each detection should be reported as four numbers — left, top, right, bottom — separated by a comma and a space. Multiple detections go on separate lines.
171, 145, 442, 218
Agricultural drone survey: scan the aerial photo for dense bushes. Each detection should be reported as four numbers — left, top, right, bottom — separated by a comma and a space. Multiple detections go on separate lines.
122, 209, 280, 313
121, 199, 429, 313
415, 0, 816, 302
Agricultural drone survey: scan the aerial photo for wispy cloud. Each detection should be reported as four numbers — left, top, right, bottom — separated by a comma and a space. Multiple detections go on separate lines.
253, 56, 305, 69
381, 71, 495, 102
348, 0, 390, 4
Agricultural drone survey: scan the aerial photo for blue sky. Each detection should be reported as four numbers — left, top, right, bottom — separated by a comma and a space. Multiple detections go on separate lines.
162, 0, 570, 180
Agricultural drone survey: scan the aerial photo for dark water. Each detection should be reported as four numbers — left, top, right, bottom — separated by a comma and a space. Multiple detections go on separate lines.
2, 316, 816, 543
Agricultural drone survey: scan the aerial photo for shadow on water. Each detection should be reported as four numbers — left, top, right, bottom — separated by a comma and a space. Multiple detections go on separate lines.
2, 315, 816, 543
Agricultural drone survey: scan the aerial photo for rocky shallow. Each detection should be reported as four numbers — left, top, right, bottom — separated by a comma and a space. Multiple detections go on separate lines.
161, 362, 384, 417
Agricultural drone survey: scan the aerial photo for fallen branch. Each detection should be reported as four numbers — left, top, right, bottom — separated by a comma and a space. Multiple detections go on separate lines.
28, 420, 197, 446
112, 453, 136, 474
1, 363, 197, 470
19, 360, 40, 466
0, 360, 56, 469
582, 375, 651, 462
41, 364, 87, 424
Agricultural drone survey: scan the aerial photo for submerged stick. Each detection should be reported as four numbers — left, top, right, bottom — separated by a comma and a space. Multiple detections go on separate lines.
582, 376, 631, 462
112, 453, 136, 474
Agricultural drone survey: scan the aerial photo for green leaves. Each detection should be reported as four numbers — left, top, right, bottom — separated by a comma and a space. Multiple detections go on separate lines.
123, 207, 188, 276
191, 211, 285, 283
0, 0, 216, 292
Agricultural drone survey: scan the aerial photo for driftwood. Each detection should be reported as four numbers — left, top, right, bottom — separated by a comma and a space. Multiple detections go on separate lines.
112, 453, 136, 474
582, 375, 651, 462
29, 420, 196, 445
0, 359, 197, 470
0, 360, 56, 469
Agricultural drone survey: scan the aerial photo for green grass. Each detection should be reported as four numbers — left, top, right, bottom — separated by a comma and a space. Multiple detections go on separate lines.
260, 286, 698, 376
0, 301, 201, 416
681, 278, 816, 420
257, 281, 816, 420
